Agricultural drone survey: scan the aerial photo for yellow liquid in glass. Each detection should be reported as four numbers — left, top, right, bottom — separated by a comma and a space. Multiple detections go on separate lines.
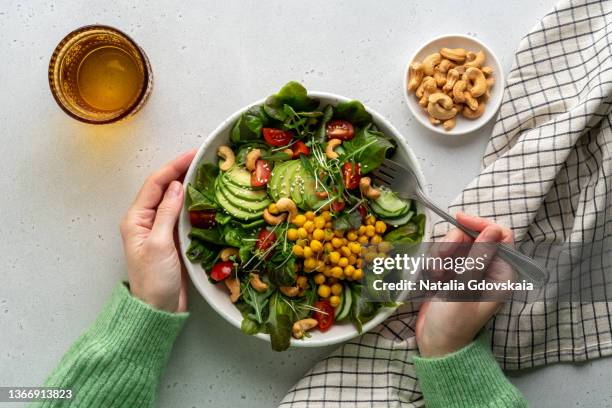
77, 46, 144, 112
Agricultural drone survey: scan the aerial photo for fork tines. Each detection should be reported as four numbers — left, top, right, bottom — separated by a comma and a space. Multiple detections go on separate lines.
371, 158, 406, 186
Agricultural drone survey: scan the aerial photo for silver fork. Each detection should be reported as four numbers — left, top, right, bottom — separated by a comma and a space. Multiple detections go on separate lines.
372, 158, 548, 287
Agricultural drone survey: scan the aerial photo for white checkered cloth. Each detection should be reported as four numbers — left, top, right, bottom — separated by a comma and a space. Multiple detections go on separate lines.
280, 0, 612, 406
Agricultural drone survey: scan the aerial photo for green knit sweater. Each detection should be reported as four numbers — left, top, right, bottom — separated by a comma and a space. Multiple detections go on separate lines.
32, 283, 526, 407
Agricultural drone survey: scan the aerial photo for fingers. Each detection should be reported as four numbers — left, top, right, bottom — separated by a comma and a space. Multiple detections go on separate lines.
465, 225, 503, 280
132, 149, 197, 211
456, 212, 514, 244
151, 181, 184, 238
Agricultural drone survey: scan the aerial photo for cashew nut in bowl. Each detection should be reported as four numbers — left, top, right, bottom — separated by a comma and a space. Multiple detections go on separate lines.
481, 66, 494, 76
486, 77, 495, 89
415, 76, 435, 99
249, 273, 269, 293
359, 177, 381, 199
422, 53, 441, 76
442, 69, 460, 93
427, 93, 458, 121
225, 277, 240, 303
263, 208, 287, 225
443, 117, 456, 131
440, 47, 467, 62
464, 67, 487, 97
275, 197, 298, 223
325, 138, 342, 159
428, 115, 441, 125
245, 148, 262, 171
292, 318, 318, 339
452, 80, 467, 104
462, 102, 486, 119
217, 146, 235, 171
407, 62, 424, 92
464, 50, 486, 68
433, 68, 446, 88
220, 247, 239, 262
419, 80, 439, 108
280, 286, 300, 297
464, 91, 479, 111
437, 59, 453, 73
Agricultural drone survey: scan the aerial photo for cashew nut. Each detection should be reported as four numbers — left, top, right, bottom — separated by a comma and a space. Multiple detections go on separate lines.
464, 67, 487, 97
481, 66, 494, 76
263, 208, 287, 225
407, 62, 424, 92
316, 191, 329, 199
442, 69, 460, 93
443, 117, 456, 131
464, 50, 486, 68
280, 286, 300, 297
225, 277, 240, 303
359, 177, 381, 199
415, 76, 435, 99
486, 77, 495, 89
433, 68, 446, 88
249, 273, 269, 293
427, 93, 458, 120
422, 53, 441, 76
217, 145, 235, 171
464, 91, 479, 111
454, 65, 466, 75
245, 148, 262, 171
292, 318, 318, 339
428, 115, 441, 125
419, 79, 439, 108
440, 47, 467, 62
462, 102, 486, 119
452, 80, 467, 103
220, 247, 239, 262
275, 197, 298, 223
325, 138, 342, 159
437, 59, 453, 73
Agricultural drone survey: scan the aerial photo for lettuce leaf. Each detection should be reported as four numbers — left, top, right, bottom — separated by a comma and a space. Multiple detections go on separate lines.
341, 124, 395, 174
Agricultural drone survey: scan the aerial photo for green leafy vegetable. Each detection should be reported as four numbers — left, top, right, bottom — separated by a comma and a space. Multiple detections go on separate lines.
240, 317, 261, 335
350, 284, 381, 333
266, 292, 293, 351
189, 227, 224, 245
341, 124, 395, 174
267, 251, 297, 287
194, 163, 219, 200
264, 81, 319, 120
315, 104, 334, 143
186, 240, 218, 269
242, 279, 274, 324
187, 184, 216, 211
384, 214, 426, 244
231, 106, 269, 143
334, 100, 372, 127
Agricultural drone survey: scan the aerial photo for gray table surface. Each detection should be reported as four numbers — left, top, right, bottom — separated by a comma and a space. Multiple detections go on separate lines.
2, 0, 611, 407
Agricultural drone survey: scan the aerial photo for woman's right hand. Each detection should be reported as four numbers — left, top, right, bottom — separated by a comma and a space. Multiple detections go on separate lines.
415, 213, 515, 357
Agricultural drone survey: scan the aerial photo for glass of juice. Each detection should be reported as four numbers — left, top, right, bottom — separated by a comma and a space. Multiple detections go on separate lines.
48, 25, 153, 124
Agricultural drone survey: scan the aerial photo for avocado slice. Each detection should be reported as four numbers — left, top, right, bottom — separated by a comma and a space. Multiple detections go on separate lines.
214, 180, 264, 221
225, 166, 253, 189
223, 177, 269, 202
218, 181, 270, 212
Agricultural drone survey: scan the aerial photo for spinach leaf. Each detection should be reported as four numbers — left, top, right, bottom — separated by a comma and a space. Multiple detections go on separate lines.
341, 124, 396, 174
185, 240, 217, 268
231, 106, 268, 143
333, 211, 362, 231
215, 211, 232, 225
384, 214, 426, 244
334, 100, 372, 127
267, 250, 297, 287
265, 292, 293, 351
187, 184, 216, 211
194, 163, 219, 200
189, 227, 224, 245
264, 81, 319, 121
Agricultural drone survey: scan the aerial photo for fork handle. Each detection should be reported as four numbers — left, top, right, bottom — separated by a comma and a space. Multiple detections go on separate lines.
416, 193, 548, 287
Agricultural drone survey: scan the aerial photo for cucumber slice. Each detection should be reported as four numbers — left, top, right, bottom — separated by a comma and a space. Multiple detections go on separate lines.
381, 210, 414, 227
371, 190, 409, 218
336, 283, 353, 321
334, 290, 345, 319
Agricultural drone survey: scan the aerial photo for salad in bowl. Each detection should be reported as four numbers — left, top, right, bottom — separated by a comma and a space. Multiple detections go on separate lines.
180, 82, 427, 351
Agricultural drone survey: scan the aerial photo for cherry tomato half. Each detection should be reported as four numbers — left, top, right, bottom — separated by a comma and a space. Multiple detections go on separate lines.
210, 261, 234, 282
292, 140, 310, 158
189, 210, 217, 228
358, 205, 367, 220
255, 229, 277, 252
251, 159, 271, 187
331, 199, 345, 212
326, 120, 355, 141
313, 300, 335, 332
342, 162, 361, 190
263, 128, 293, 146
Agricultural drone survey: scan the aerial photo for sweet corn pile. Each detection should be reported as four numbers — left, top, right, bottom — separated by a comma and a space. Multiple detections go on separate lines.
285, 210, 393, 309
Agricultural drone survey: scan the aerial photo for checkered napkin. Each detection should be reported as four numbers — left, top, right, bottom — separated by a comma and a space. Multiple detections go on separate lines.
280, 0, 612, 406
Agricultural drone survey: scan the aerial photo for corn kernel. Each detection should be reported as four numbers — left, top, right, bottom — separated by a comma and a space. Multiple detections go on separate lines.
303, 220, 315, 233
287, 228, 298, 241
297, 227, 308, 239
358, 225, 367, 234
310, 239, 323, 253
322, 211, 332, 221
293, 214, 306, 227
365, 225, 376, 237
297, 276, 308, 288
338, 257, 349, 268
370, 235, 382, 244
344, 265, 355, 277
353, 268, 363, 280
312, 228, 325, 241
329, 251, 341, 264
303, 246, 314, 258
304, 258, 317, 270
314, 273, 326, 285
349, 242, 362, 254
314, 217, 326, 229
339, 246, 350, 258
366, 215, 376, 226
329, 295, 341, 307
331, 237, 343, 248
318, 284, 331, 298
305, 211, 315, 220
346, 231, 358, 241
293, 245, 304, 257
330, 266, 344, 278
358, 235, 369, 244
375, 221, 387, 234
324, 229, 335, 241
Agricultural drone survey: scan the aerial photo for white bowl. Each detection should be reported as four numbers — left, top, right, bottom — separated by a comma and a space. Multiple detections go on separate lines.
403, 34, 504, 136
178, 91, 431, 348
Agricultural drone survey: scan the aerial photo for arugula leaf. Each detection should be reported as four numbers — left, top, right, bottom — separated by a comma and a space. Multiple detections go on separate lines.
187, 184, 216, 211
264, 81, 319, 120
268, 252, 297, 287
242, 279, 274, 324
384, 214, 426, 244
266, 292, 293, 351
334, 100, 372, 127
194, 163, 219, 200
341, 124, 396, 174
315, 104, 334, 143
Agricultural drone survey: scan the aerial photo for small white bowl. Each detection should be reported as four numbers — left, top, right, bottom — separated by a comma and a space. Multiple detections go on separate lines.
178, 91, 431, 348
403, 34, 504, 136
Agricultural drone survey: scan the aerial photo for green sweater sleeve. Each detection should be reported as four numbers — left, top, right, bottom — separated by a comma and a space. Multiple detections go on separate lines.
31, 283, 188, 408
413, 335, 527, 408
